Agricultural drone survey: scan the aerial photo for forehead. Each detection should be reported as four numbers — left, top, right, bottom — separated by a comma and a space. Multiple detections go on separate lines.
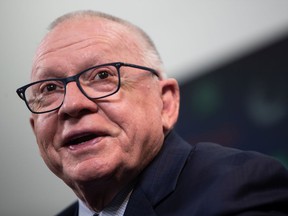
43, 18, 129, 50
32, 18, 143, 78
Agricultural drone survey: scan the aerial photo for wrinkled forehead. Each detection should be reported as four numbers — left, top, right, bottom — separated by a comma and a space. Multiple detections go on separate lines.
32, 18, 144, 79
36, 18, 134, 57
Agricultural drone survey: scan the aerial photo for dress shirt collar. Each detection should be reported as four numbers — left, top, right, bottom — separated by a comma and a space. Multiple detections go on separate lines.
78, 183, 134, 216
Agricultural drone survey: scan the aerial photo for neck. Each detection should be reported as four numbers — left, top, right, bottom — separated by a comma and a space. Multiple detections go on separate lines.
71, 175, 136, 212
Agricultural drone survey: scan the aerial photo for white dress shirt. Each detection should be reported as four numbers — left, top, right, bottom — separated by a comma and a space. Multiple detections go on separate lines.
78, 185, 133, 216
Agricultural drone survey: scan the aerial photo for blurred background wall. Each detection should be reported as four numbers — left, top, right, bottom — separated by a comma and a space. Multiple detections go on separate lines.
1, 1, 288, 215
176, 34, 288, 167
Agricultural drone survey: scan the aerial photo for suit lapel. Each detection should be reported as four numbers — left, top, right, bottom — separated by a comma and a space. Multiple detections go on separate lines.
125, 131, 194, 215
124, 187, 157, 216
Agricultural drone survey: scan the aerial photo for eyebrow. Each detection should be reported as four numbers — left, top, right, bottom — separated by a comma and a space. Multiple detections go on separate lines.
32, 55, 115, 81
32, 66, 67, 82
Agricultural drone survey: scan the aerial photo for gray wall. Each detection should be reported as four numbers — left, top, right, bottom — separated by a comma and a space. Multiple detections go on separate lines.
1, 1, 288, 215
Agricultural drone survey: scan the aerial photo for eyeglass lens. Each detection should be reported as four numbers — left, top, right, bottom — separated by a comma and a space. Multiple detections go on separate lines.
25, 65, 119, 113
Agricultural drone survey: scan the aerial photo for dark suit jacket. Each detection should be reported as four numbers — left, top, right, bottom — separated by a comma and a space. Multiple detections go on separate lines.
57, 131, 288, 216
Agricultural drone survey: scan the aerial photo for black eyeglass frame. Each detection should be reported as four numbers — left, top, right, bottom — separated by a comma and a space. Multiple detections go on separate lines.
16, 62, 159, 114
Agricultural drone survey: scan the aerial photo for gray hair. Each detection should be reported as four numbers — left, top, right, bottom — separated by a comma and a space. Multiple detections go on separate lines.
48, 10, 166, 79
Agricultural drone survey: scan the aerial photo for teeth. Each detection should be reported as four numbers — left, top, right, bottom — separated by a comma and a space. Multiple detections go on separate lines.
69, 134, 98, 145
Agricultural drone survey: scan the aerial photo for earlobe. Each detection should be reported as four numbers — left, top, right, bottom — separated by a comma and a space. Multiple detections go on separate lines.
161, 78, 180, 134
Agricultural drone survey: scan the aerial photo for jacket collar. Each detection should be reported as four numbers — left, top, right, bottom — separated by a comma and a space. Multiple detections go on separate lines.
125, 131, 194, 215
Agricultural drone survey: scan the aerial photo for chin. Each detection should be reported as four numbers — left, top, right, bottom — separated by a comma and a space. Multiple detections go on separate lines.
63, 159, 117, 185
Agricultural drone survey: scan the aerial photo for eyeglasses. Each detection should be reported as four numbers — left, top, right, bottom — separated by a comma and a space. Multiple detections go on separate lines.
16, 62, 159, 114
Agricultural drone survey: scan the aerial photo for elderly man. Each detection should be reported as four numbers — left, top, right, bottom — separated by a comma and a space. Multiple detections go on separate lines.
17, 10, 288, 216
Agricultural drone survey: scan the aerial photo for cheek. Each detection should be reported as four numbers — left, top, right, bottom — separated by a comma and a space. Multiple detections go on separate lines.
32, 115, 61, 170
102, 84, 164, 149
33, 116, 56, 147
104, 90, 161, 131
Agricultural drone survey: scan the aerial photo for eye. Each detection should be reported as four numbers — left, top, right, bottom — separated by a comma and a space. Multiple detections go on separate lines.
39, 81, 63, 94
81, 66, 117, 83
90, 68, 116, 81
45, 84, 57, 92
96, 71, 109, 80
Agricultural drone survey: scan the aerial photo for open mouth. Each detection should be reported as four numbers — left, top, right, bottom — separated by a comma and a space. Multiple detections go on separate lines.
67, 133, 100, 146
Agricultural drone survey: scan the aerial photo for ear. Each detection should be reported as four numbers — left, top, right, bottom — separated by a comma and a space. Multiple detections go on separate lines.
30, 116, 36, 135
160, 78, 180, 134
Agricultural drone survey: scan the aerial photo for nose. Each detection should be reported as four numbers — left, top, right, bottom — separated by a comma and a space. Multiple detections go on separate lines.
58, 82, 98, 118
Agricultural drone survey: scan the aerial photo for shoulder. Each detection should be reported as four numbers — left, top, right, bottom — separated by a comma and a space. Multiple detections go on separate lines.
189, 141, 286, 173
174, 141, 288, 214
163, 131, 288, 185
183, 141, 288, 187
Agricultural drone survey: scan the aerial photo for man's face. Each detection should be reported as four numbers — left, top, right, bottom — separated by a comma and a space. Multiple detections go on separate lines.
30, 18, 179, 189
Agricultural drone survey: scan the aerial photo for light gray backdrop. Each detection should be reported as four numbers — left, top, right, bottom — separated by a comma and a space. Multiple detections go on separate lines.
1, 1, 288, 215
